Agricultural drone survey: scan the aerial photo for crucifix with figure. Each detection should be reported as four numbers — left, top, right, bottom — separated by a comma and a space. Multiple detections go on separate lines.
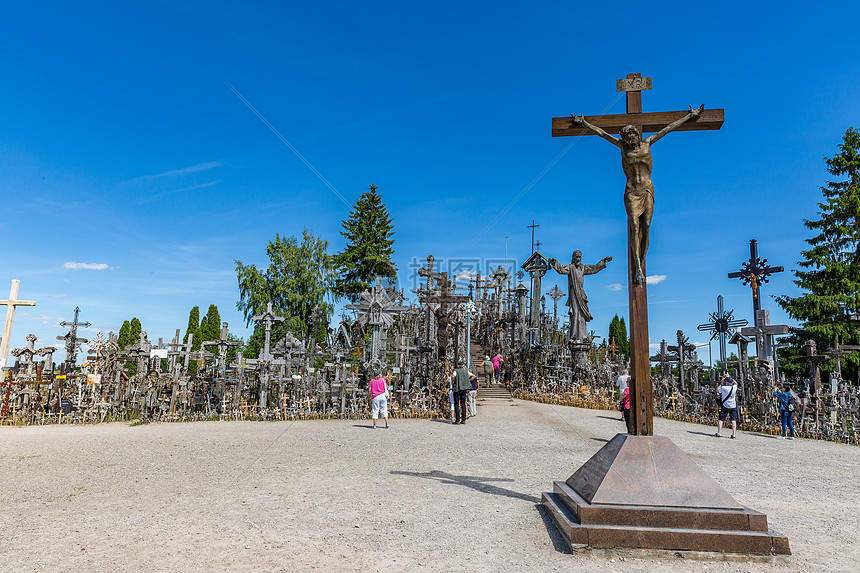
543, 75, 789, 556
729, 239, 784, 363
552, 73, 723, 435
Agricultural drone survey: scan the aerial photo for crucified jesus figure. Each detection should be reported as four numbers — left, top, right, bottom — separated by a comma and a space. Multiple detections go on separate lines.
571, 105, 703, 284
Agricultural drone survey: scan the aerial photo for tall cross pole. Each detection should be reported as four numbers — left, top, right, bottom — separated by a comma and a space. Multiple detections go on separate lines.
528, 220, 540, 254
728, 239, 783, 316
553, 73, 724, 435
58, 306, 91, 371
0, 280, 37, 369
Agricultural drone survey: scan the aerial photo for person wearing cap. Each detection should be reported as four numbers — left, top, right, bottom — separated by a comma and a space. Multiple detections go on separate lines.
367, 369, 390, 429
715, 374, 738, 438
449, 361, 473, 424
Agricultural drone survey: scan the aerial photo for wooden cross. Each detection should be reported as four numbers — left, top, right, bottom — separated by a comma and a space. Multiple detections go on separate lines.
825, 340, 860, 381
649, 339, 681, 381
521, 251, 551, 339
547, 284, 564, 328
728, 239, 783, 315
0, 280, 36, 369
252, 302, 286, 361
553, 73, 724, 435
667, 330, 696, 390
797, 339, 828, 396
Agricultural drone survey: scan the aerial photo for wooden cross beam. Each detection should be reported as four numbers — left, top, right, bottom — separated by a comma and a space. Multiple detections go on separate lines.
0, 280, 36, 369
552, 73, 724, 435
553, 109, 724, 137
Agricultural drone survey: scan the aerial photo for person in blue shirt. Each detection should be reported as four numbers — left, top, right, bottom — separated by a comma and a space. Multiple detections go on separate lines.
773, 385, 796, 440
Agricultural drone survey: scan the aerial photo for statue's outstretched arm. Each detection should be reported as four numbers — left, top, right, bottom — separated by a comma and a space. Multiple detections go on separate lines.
549, 258, 569, 275
646, 105, 704, 145
570, 115, 622, 148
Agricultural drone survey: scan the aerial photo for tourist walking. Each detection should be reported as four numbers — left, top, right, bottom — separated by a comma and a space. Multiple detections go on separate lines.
773, 385, 796, 440
492, 354, 503, 384
478, 355, 493, 386
616, 369, 630, 421
467, 371, 478, 417
618, 386, 631, 433
616, 368, 630, 397
368, 370, 389, 429
450, 361, 472, 424
715, 374, 738, 438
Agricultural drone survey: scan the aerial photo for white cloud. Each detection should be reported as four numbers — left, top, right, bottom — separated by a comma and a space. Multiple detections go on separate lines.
62, 262, 116, 271
17, 312, 64, 326
646, 274, 667, 285
606, 283, 623, 291
454, 270, 474, 283
146, 160, 221, 178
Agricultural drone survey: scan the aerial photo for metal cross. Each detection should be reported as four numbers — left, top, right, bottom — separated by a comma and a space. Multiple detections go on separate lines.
728, 239, 783, 315
697, 295, 747, 366
58, 306, 91, 370
527, 220, 540, 254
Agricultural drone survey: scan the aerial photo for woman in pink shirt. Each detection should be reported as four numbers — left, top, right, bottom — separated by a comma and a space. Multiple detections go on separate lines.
618, 387, 631, 434
368, 370, 390, 429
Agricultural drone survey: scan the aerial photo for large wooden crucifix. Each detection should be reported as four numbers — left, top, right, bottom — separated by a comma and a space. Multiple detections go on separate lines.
553, 73, 724, 435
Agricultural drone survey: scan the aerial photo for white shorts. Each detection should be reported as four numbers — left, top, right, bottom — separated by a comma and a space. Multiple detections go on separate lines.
372, 395, 388, 419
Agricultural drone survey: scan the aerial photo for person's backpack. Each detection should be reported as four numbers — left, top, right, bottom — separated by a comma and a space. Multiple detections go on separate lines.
786, 395, 798, 413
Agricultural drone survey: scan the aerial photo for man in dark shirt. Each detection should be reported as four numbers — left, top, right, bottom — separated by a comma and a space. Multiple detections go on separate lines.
449, 361, 473, 424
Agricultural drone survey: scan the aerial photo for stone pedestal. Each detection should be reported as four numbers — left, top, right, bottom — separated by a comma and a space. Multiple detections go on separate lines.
542, 434, 790, 555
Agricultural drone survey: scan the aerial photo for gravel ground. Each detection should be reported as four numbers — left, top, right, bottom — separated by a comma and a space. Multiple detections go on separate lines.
1, 394, 858, 573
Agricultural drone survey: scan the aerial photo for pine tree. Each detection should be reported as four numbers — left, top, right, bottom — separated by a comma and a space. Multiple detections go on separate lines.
125, 317, 142, 376
332, 184, 396, 301
618, 317, 629, 357
129, 318, 142, 342
117, 320, 132, 350
183, 306, 200, 346
608, 314, 629, 358
776, 127, 860, 378
201, 304, 221, 353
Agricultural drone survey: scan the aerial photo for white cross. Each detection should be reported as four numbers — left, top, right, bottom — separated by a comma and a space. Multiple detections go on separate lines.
0, 280, 37, 368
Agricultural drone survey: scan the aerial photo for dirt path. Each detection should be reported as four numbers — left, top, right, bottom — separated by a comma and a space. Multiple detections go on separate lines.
1, 394, 857, 572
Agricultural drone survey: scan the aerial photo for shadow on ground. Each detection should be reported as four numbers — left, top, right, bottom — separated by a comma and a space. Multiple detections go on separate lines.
535, 503, 570, 554
391, 470, 541, 503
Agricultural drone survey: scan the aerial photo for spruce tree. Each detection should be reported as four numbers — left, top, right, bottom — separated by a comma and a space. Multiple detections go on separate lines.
776, 127, 860, 378
332, 184, 396, 301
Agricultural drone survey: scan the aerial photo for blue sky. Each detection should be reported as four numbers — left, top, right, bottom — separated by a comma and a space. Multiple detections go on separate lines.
2, 1, 858, 367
